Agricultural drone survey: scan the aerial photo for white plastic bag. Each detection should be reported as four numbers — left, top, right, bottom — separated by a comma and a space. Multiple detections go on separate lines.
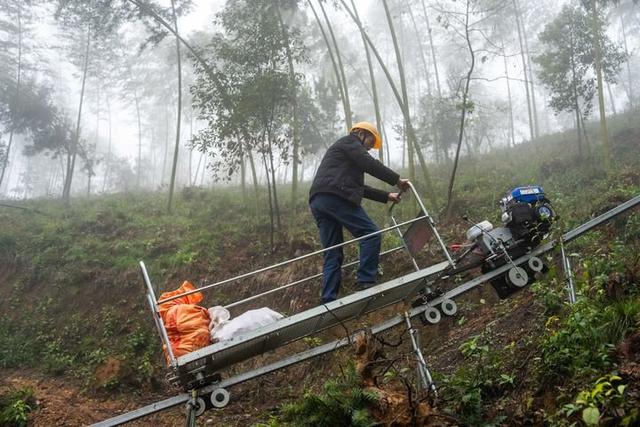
210, 307, 284, 342
208, 306, 231, 331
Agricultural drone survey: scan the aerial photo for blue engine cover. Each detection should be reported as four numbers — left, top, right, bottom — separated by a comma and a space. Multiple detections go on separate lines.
505, 186, 545, 205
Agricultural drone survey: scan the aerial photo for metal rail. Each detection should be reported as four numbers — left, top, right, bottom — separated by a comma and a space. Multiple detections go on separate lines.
93, 194, 640, 427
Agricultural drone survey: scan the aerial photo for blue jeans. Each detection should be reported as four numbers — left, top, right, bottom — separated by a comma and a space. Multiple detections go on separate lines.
309, 193, 381, 303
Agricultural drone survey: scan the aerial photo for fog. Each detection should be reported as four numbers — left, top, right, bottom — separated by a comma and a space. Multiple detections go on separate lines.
0, 0, 637, 201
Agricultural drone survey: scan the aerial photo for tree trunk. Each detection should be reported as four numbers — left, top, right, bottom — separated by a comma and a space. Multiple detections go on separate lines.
401, 129, 406, 169
579, 110, 591, 156
516, 0, 540, 138
102, 95, 112, 192
385, 0, 415, 180
188, 114, 193, 185
247, 146, 260, 211
350, 0, 384, 165
570, 33, 583, 159
262, 150, 275, 250
193, 151, 203, 186
265, 102, 282, 230
512, 0, 534, 142
382, 0, 415, 181
134, 89, 142, 188
420, 0, 442, 98
501, 37, 516, 147
445, 0, 475, 218
317, 0, 351, 130
268, 139, 281, 230
275, 5, 300, 212
307, 0, 350, 132
382, 122, 391, 166
199, 156, 206, 186
620, 14, 634, 110
407, 130, 416, 181
340, 0, 436, 207
161, 108, 169, 185
96, 80, 100, 147
408, 0, 438, 160
463, 129, 472, 157
589, 0, 611, 172
406, 0, 432, 98
238, 139, 246, 204
606, 81, 617, 115
151, 128, 157, 188
49, 162, 60, 196
63, 24, 91, 203
167, 0, 183, 214
0, 3, 21, 192
317, 0, 352, 130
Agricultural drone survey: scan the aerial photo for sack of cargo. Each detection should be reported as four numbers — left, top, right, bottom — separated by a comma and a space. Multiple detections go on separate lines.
210, 307, 283, 342
208, 306, 231, 331
159, 281, 211, 359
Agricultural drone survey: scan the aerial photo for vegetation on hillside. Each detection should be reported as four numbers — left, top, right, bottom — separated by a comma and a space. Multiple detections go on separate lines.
0, 113, 639, 425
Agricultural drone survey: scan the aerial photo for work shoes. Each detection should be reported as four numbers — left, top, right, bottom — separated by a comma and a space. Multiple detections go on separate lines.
355, 282, 376, 291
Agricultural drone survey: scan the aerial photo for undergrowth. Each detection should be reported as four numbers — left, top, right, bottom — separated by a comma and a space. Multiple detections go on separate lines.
0, 386, 37, 427
256, 362, 378, 427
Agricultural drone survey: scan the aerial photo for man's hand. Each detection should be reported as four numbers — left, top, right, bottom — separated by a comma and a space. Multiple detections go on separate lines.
388, 192, 402, 203
396, 178, 410, 191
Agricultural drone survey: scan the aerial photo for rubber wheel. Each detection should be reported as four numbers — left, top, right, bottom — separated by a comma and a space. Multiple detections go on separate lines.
507, 267, 528, 288
527, 256, 544, 272
422, 307, 441, 324
211, 388, 230, 408
440, 299, 457, 316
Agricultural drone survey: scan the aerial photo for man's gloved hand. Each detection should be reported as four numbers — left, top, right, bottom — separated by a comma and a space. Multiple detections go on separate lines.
388, 192, 402, 203
396, 178, 410, 191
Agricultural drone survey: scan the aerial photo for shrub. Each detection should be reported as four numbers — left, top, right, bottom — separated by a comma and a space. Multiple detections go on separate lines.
439, 333, 514, 426
271, 362, 377, 427
0, 387, 37, 427
554, 375, 639, 427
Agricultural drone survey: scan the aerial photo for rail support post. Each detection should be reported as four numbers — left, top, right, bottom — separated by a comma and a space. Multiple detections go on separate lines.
184, 390, 200, 427
560, 239, 576, 304
404, 312, 437, 397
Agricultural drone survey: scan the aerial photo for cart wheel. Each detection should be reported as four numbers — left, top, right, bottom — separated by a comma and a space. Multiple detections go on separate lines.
507, 267, 528, 288
527, 256, 544, 273
422, 307, 441, 324
211, 388, 230, 408
440, 299, 457, 316
185, 397, 206, 417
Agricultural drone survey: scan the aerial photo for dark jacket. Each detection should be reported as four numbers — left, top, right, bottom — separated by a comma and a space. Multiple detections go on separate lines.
309, 134, 400, 205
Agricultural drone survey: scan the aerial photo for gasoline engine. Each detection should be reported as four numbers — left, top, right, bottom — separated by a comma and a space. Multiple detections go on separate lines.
465, 186, 555, 298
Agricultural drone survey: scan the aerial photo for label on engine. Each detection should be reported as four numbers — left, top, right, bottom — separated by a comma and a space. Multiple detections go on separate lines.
519, 188, 540, 195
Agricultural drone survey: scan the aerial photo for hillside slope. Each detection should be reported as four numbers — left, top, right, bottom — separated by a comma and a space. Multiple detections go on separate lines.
1, 116, 639, 426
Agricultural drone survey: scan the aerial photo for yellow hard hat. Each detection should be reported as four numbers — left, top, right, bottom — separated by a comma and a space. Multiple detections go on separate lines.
350, 121, 382, 150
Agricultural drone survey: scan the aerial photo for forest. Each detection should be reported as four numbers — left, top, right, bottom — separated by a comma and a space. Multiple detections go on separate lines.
1, 0, 639, 426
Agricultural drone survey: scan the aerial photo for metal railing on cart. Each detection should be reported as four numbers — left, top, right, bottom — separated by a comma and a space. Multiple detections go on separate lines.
140, 182, 454, 381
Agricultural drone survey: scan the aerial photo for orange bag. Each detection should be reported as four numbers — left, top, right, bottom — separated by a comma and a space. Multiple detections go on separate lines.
159, 281, 211, 359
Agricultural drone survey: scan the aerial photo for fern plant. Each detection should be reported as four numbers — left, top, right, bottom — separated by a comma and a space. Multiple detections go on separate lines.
261, 362, 378, 427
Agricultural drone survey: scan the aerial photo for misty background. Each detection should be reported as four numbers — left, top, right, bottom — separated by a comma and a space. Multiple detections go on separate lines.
0, 0, 637, 203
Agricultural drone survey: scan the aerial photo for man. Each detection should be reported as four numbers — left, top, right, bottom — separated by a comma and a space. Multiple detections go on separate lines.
309, 121, 410, 304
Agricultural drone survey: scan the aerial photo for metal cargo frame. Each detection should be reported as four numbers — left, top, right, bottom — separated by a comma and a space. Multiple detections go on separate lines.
142, 182, 454, 380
